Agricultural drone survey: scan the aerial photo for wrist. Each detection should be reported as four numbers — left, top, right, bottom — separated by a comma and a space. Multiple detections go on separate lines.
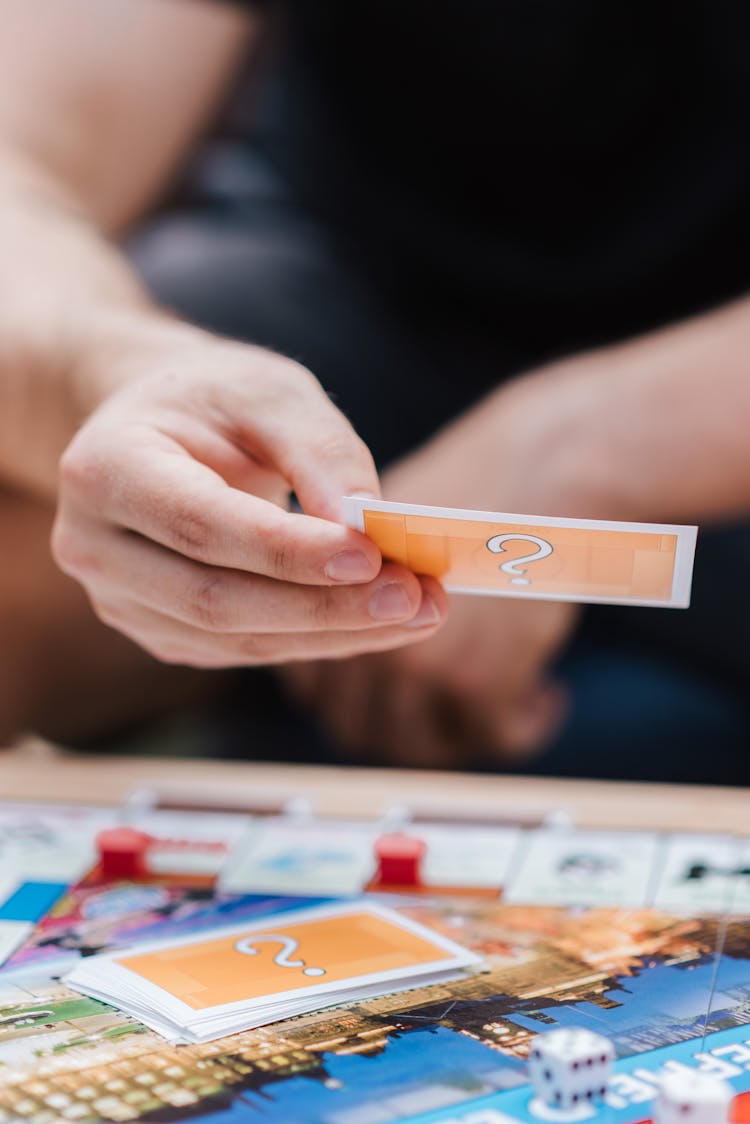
65, 305, 207, 421
430, 351, 626, 520
482, 360, 608, 517
383, 350, 621, 520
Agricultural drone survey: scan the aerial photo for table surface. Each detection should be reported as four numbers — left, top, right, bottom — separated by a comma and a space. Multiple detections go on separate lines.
0, 740, 744, 834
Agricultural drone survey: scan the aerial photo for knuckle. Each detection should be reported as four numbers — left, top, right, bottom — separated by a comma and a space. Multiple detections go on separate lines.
236, 633, 270, 664
265, 532, 299, 582
308, 588, 338, 630
253, 357, 315, 406
237, 632, 296, 666
57, 442, 93, 494
310, 428, 360, 466
92, 600, 122, 630
277, 357, 316, 391
190, 571, 231, 631
168, 506, 213, 557
50, 519, 98, 578
50, 518, 76, 571
324, 416, 374, 464
58, 436, 112, 504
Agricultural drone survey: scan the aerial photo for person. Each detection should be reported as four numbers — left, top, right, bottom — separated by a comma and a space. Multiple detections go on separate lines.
1, 0, 750, 781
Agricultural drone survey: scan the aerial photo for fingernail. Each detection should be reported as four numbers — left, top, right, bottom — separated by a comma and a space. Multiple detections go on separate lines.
404, 592, 442, 629
325, 550, 375, 582
370, 582, 413, 621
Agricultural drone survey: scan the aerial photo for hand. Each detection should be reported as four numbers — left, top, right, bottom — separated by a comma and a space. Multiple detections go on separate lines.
282, 402, 579, 767
52, 327, 447, 667
285, 594, 573, 768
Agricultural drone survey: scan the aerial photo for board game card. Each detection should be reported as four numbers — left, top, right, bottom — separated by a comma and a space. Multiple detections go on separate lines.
343, 497, 698, 608
503, 829, 660, 907
416, 824, 523, 890
651, 834, 750, 914
220, 819, 379, 897
64, 901, 480, 1042
125, 807, 251, 878
0, 801, 113, 882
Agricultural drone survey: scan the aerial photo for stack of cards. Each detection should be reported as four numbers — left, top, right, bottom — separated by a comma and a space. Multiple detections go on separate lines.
64, 901, 480, 1043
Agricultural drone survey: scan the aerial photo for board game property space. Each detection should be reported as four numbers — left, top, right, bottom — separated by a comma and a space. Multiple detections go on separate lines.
2, 800, 750, 1124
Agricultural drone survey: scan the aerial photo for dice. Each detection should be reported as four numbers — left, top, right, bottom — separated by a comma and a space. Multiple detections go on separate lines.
654, 1071, 732, 1124
528, 1027, 614, 1110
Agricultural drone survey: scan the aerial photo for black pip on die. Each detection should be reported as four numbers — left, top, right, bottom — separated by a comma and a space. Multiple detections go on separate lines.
528, 1027, 614, 1110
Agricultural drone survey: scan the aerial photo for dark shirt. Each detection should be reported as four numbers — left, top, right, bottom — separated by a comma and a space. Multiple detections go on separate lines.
249, 0, 750, 361
209, 0, 750, 688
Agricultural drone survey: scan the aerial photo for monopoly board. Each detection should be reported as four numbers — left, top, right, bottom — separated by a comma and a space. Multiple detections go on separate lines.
1, 800, 750, 1124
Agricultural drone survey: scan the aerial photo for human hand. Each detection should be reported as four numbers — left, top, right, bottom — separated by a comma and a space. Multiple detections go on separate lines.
284, 592, 573, 768
52, 327, 447, 667
282, 417, 579, 767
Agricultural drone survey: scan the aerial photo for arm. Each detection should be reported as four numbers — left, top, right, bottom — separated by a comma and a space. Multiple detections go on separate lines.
0, 0, 446, 666
290, 298, 750, 763
428, 296, 750, 526
0, 0, 252, 496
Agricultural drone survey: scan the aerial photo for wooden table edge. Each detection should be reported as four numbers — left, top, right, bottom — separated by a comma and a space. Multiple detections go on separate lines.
1, 741, 745, 834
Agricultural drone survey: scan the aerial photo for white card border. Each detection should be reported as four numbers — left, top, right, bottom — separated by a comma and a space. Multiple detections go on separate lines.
66, 900, 480, 1024
343, 496, 698, 609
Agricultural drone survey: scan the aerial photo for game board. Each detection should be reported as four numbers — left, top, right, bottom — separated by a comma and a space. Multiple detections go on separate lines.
1, 800, 750, 1124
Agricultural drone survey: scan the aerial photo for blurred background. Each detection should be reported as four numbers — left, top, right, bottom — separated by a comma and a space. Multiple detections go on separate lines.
4, 0, 750, 783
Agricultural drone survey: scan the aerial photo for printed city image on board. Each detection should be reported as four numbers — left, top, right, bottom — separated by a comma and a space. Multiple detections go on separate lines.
2, 899, 750, 1123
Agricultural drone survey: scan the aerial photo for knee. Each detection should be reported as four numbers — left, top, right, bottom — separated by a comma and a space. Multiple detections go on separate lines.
0, 615, 34, 747
0, 492, 56, 743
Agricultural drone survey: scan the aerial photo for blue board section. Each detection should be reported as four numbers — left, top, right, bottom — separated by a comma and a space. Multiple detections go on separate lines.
0, 881, 67, 923
402, 1023, 750, 1123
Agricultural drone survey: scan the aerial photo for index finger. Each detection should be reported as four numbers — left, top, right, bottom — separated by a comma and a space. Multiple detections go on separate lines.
60, 431, 383, 585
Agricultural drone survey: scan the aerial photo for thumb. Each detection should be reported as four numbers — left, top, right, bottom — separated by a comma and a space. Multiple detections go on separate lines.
245, 361, 381, 522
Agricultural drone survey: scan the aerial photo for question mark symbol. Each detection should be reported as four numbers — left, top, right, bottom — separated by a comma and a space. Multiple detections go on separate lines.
235, 933, 326, 977
486, 534, 553, 585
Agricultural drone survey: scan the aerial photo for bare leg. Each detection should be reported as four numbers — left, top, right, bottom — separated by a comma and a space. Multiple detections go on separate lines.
0, 485, 214, 748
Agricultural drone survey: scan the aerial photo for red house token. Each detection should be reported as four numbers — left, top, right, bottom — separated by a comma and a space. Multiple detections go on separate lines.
96, 827, 154, 878
374, 832, 426, 886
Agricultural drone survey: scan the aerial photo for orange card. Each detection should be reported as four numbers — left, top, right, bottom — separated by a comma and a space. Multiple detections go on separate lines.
64, 903, 480, 1041
343, 498, 698, 608
116, 906, 466, 1010
62, 899, 474, 1038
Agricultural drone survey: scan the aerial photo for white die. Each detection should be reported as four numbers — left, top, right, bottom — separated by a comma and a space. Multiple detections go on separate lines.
654, 1071, 732, 1124
528, 1028, 614, 1110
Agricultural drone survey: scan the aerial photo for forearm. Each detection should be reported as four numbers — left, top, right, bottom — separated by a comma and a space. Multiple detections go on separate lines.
467, 297, 750, 525
0, 0, 252, 498
0, 151, 181, 497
